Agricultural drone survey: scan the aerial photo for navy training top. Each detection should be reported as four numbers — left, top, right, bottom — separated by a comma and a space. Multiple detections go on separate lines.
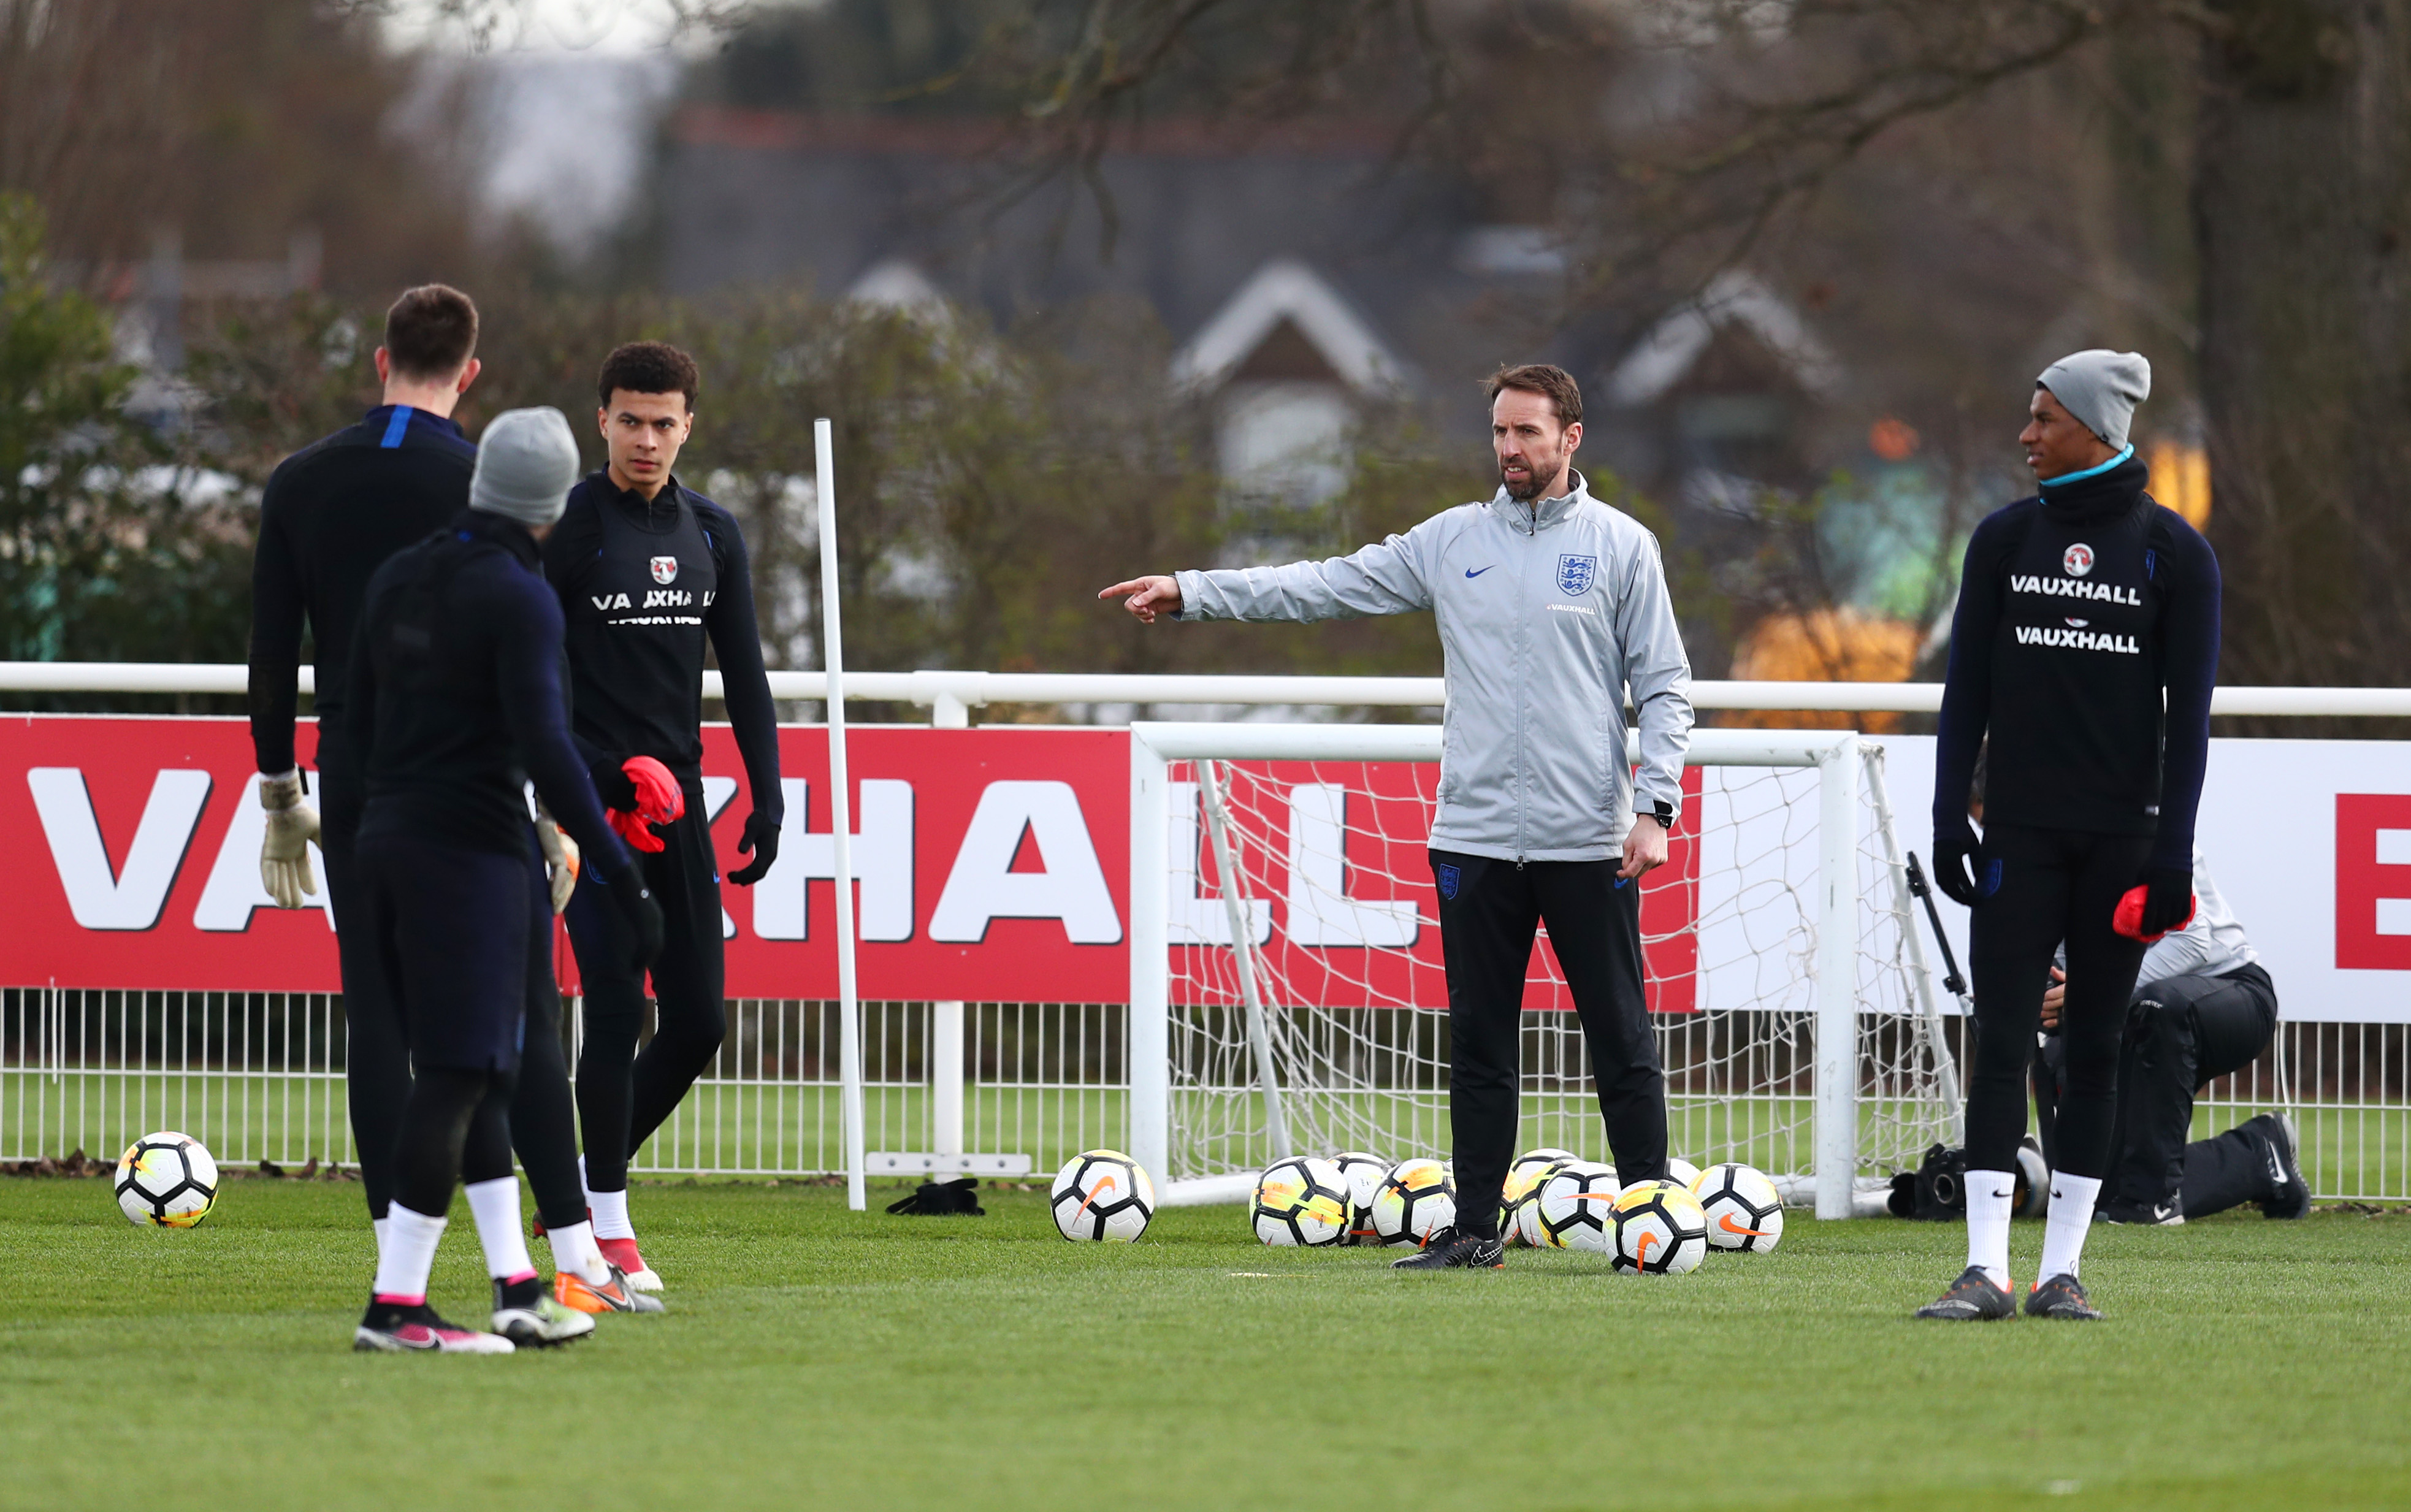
1933, 452, 2221, 872
541, 473, 783, 822
248, 404, 476, 777
347, 510, 635, 884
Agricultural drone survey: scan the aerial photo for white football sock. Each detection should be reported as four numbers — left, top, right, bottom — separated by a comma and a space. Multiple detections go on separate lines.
2038, 1172, 2103, 1281
1964, 1169, 2016, 1291
588, 1183, 635, 1240
373, 1204, 446, 1303
545, 1220, 613, 1286
464, 1177, 535, 1281
372, 1215, 389, 1263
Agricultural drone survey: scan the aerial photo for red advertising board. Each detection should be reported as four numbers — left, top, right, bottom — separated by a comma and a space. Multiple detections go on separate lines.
2335, 792, 2411, 971
1, 715, 1698, 1007
1162, 760, 1700, 1014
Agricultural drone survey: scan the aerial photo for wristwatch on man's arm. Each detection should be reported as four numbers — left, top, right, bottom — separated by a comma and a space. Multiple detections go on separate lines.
1638, 797, 1676, 833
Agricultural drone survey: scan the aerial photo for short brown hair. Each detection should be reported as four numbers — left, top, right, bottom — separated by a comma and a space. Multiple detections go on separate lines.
1484, 363, 1583, 427
382, 284, 478, 381
597, 341, 700, 411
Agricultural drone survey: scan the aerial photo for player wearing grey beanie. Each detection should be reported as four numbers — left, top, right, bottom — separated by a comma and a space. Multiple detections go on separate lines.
2036, 349, 2151, 452
470, 407, 582, 529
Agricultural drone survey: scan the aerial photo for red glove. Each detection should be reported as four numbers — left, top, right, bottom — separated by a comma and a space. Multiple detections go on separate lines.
2112, 877, 2196, 944
605, 756, 685, 854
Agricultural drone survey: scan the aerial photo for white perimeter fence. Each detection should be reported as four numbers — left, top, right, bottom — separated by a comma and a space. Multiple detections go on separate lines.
4, 665, 2409, 1208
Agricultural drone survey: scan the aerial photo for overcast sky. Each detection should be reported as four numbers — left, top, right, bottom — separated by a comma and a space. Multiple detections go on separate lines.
384, 0, 725, 252
383, 0, 728, 55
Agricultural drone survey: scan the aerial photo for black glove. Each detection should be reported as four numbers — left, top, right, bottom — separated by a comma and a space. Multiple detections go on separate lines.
885, 1177, 984, 1216
2136, 865, 2196, 937
728, 812, 780, 887
1932, 820, 1984, 908
589, 753, 637, 811
608, 875, 666, 971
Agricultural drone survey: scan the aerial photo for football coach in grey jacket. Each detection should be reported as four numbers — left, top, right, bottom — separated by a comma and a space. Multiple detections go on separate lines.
1101, 364, 1694, 1270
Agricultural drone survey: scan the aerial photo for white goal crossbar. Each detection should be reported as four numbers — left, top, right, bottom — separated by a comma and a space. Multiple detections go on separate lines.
1129, 723, 1949, 1218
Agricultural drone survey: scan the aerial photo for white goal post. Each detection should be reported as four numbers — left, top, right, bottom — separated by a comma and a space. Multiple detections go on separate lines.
1127, 722, 1963, 1219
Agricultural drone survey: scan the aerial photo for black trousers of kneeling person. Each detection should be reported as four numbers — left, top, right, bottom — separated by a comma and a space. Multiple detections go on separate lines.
1965, 823, 2156, 1179
356, 828, 532, 1214
2035, 962, 2280, 1218
1434, 851, 1668, 1239
565, 779, 726, 1194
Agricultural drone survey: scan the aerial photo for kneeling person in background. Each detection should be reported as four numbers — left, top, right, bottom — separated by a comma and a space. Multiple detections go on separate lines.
347, 407, 663, 1353
2031, 846, 2307, 1224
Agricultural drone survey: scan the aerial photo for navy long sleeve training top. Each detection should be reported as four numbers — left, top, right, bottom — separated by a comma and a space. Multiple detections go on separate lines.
541, 473, 783, 822
348, 510, 636, 885
248, 405, 476, 776
1933, 452, 2221, 873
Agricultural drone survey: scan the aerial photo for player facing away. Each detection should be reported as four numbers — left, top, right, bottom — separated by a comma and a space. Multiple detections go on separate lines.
247, 285, 478, 1259
1101, 364, 1694, 1272
546, 342, 784, 1291
347, 408, 666, 1353
247, 288, 655, 1340
1919, 350, 2220, 1323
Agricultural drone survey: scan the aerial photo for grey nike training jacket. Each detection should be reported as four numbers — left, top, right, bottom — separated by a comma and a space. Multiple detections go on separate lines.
1174, 472, 1693, 862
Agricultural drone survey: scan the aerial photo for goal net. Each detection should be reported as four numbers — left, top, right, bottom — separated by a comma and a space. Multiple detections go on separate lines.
1126, 724, 1961, 1213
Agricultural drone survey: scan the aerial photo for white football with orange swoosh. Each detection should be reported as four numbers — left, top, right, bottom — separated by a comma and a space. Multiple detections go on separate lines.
1609, 1179, 1708, 1275
1050, 1150, 1156, 1242
1692, 1162, 1785, 1254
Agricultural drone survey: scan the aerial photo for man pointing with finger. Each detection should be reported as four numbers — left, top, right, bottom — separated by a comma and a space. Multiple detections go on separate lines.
1100, 364, 1694, 1271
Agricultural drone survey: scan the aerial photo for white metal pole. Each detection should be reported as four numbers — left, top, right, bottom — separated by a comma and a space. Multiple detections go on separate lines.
1198, 761, 1292, 1160
1859, 744, 1965, 1140
816, 419, 866, 1212
1127, 730, 1171, 1186
1814, 735, 1863, 1220
929, 692, 969, 1174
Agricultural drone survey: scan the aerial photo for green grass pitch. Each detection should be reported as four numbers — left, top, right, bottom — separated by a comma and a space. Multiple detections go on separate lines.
2, 1176, 2405, 1511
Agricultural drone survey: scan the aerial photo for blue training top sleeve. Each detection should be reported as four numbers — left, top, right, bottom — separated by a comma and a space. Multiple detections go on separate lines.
2150, 516, 2221, 871
1932, 509, 2013, 838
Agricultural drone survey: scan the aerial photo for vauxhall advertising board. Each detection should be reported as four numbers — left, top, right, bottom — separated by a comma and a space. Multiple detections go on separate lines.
2, 716, 2407, 1021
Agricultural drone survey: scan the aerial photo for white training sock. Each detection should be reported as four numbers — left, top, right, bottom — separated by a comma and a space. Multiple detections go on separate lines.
373, 1204, 447, 1302
2038, 1172, 2104, 1282
464, 1176, 535, 1281
372, 1215, 390, 1264
544, 1219, 613, 1286
1964, 1170, 2016, 1291
588, 1184, 635, 1240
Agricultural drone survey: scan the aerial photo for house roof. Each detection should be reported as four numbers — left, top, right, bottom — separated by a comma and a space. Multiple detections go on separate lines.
1169, 258, 1408, 394
1605, 270, 1840, 407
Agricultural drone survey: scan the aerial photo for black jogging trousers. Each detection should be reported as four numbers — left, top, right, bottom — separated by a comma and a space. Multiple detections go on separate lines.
1432, 850, 1669, 1237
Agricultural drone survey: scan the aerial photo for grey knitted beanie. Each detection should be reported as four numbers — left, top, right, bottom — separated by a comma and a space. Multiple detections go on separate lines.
470, 407, 581, 528
2036, 349, 2152, 451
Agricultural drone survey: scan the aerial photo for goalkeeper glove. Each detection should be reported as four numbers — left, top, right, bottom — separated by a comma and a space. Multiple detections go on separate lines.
258, 770, 320, 909
2115, 866, 2196, 943
599, 755, 684, 853
533, 805, 581, 915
